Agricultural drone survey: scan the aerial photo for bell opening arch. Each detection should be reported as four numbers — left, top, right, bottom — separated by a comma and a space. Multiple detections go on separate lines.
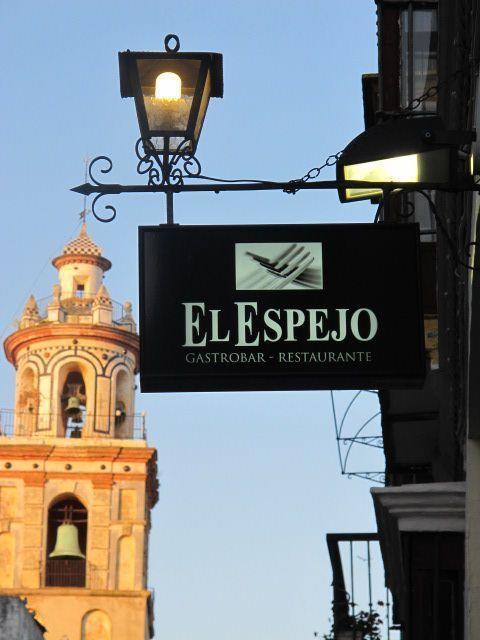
45, 494, 88, 587
54, 358, 95, 437
114, 367, 134, 438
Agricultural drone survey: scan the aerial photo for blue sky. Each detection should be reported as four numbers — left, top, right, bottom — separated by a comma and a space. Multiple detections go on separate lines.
0, 1, 386, 638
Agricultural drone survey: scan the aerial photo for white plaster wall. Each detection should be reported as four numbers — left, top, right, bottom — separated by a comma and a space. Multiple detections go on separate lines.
58, 263, 103, 298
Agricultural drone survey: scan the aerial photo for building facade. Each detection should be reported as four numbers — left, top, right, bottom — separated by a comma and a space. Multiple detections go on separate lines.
327, 1, 480, 639
0, 224, 158, 640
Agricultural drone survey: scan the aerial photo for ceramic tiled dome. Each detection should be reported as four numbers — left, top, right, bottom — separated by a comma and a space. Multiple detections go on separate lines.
63, 223, 102, 256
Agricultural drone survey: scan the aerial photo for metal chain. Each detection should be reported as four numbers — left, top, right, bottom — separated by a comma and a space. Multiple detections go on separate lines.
300, 150, 344, 182
287, 71, 455, 192
288, 55, 479, 194
400, 60, 474, 113
285, 150, 344, 193
401, 84, 441, 113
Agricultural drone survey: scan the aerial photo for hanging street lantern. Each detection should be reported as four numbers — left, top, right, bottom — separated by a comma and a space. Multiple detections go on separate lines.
118, 34, 223, 155
73, 40, 477, 228
336, 115, 474, 203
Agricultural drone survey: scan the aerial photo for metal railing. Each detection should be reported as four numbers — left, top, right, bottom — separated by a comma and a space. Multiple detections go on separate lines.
0, 409, 146, 440
45, 558, 86, 587
39, 559, 105, 590
326, 533, 400, 640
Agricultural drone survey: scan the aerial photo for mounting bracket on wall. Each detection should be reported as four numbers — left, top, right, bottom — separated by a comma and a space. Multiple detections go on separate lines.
330, 390, 385, 484
71, 146, 478, 225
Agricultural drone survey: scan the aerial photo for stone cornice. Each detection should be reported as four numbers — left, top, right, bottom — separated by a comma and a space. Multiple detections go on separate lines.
371, 482, 465, 617
0, 443, 156, 464
4, 324, 139, 367
372, 482, 465, 533
0, 445, 55, 460
3, 587, 152, 598
115, 448, 157, 462
47, 446, 123, 462
0, 470, 148, 485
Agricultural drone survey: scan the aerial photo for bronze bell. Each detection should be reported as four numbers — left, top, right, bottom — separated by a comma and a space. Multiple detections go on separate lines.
115, 402, 126, 425
65, 396, 81, 415
49, 522, 85, 559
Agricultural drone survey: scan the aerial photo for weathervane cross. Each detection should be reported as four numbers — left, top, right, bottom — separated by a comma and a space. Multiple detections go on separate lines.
79, 157, 90, 223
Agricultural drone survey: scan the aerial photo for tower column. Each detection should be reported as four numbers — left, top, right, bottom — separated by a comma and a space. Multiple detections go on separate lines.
0, 223, 158, 639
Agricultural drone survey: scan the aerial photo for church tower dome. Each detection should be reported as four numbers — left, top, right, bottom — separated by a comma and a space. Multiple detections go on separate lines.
4, 222, 139, 439
52, 222, 112, 300
0, 221, 158, 640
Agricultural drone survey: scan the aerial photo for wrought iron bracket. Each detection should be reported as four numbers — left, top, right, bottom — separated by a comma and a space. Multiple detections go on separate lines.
71, 141, 480, 224
330, 390, 385, 484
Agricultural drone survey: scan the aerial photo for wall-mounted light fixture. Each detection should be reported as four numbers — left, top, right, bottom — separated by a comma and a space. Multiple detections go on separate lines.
336, 116, 473, 203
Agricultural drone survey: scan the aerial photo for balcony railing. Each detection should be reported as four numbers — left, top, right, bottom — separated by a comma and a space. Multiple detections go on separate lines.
45, 558, 86, 587
38, 559, 105, 589
326, 533, 400, 640
0, 409, 146, 440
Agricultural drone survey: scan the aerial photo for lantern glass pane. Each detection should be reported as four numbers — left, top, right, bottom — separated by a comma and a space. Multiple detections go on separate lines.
150, 136, 188, 153
344, 148, 450, 201
345, 153, 419, 200
136, 59, 201, 134
194, 69, 211, 142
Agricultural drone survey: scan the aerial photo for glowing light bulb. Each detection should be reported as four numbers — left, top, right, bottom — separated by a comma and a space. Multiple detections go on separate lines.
155, 72, 181, 100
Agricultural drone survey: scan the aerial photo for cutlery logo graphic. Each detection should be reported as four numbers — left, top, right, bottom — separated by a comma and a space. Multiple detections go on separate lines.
235, 242, 323, 290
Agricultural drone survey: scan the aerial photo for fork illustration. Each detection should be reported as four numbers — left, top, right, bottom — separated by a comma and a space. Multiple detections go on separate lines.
239, 244, 321, 290
238, 244, 300, 288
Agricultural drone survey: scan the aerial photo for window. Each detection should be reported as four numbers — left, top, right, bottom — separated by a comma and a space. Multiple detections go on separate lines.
76, 283, 85, 298
400, 6, 438, 112
377, 1, 438, 113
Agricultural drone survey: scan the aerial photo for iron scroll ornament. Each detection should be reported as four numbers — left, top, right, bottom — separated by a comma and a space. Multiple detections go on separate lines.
82, 138, 301, 223
88, 156, 117, 223
135, 138, 202, 187
87, 140, 204, 223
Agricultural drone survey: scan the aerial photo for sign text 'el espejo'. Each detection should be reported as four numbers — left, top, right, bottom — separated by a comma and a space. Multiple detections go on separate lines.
139, 224, 425, 392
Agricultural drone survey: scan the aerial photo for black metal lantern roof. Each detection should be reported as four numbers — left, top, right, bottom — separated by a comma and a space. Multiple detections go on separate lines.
118, 35, 223, 154
339, 116, 449, 165
118, 50, 223, 99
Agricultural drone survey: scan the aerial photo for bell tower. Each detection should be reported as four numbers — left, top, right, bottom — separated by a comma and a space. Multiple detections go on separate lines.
0, 223, 158, 640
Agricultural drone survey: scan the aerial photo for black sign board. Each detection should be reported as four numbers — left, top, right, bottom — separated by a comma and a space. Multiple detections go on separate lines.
139, 224, 425, 392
